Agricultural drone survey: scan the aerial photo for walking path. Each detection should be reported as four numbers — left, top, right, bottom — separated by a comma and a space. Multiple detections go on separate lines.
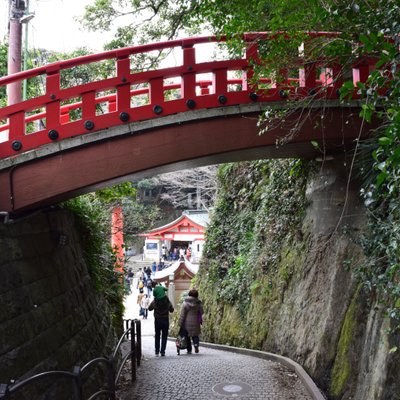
119, 277, 323, 400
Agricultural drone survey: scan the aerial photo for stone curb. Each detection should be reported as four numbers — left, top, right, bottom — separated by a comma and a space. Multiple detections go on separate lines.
168, 338, 326, 400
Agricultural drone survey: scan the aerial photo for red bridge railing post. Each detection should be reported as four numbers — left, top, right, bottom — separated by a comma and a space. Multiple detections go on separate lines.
299, 42, 317, 92
117, 56, 131, 111
353, 61, 370, 86
8, 112, 25, 144
82, 91, 96, 123
244, 39, 259, 94
331, 64, 344, 92
182, 45, 196, 99
300, 62, 317, 90
213, 69, 228, 96
46, 70, 61, 130
150, 78, 164, 108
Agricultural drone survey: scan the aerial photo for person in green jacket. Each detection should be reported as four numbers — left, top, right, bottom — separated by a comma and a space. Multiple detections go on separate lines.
148, 285, 174, 356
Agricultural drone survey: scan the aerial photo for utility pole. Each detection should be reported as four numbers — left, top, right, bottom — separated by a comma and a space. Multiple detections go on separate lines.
7, 0, 26, 105
22, 0, 34, 100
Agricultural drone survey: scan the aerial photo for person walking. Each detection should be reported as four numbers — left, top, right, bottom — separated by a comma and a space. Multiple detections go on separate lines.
161, 245, 167, 260
137, 291, 145, 311
179, 289, 203, 354
146, 277, 153, 296
136, 268, 144, 288
145, 266, 152, 280
151, 261, 157, 276
148, 285, 174, 357
127, 268, 134, 287
138, 277, 145, 293
140, 294, 150, 319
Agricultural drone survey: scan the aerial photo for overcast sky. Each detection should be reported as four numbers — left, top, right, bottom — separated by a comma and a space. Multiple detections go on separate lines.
0, 0, 114, 52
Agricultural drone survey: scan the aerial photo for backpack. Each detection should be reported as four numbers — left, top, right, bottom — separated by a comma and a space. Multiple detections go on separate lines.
138, 281, 144, 289
147, 279, 153, 288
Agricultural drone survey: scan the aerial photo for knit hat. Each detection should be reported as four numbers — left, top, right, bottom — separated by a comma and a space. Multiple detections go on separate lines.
153, 285, 167, 300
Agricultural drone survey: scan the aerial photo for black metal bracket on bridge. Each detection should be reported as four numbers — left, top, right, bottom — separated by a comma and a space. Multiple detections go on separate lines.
0, 319, 142, 400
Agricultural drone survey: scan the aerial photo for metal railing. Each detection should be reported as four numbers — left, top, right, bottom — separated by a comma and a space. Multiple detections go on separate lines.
0, 319, 141, 400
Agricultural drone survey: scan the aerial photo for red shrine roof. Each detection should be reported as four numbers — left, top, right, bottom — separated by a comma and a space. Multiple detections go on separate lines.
140, 210, 209, 240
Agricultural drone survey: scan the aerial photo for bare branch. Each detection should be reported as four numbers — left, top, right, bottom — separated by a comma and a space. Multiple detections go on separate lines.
145, 165, 219, 210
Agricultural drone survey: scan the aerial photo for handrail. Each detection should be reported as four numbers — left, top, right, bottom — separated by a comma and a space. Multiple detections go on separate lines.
0, 35, 228, 86
0, 319, 142, 400
115, 352, 133, 385
0, 31, 380, 159
112, 327, 132, 360
0, 370, 79, 394
0, 31, 343, 87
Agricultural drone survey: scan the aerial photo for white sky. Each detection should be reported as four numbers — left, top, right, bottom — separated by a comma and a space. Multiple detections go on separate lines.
0, 0, 115, 142
0, 0, 115, 52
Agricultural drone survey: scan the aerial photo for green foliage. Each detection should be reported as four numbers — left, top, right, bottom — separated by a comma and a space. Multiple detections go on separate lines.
95, 182, 161, 252
356, 199, 400, 332
136, 179, 156, 190
0, 41, 7, 107
77, 181, 160, 238
51, 48, 115, 88
78, 0, 400, 350
96, 182, 137, 203
81, 0, 203, 47
62, 194, 124, 332
195, 0, 400, 336
330, 288, 360, 397
122, 199, 160, 235
203, 159, 309, 314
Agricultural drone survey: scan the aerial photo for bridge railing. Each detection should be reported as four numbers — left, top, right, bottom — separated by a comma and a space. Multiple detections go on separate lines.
0, 32, 377, 159
0, 319, 141, 400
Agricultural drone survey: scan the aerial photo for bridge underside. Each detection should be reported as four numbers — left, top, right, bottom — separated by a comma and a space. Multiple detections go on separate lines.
0, 105, 369, 213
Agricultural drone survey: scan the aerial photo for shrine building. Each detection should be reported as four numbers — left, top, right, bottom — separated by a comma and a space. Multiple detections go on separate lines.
154, 260, 199, 305
141, 210, 209, 263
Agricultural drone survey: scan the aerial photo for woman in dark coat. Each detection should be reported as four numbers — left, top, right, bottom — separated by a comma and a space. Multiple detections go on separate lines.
179, 289, 203, 354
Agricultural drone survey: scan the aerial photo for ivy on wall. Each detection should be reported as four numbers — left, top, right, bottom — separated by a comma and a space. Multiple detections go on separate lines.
200, 159, 310, 315
62, 195, 124, 334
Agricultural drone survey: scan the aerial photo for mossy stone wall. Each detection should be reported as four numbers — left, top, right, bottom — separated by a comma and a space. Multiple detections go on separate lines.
195, 158, 400, 400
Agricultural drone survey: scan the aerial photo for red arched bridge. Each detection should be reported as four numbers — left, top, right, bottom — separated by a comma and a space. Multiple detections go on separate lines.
0, 32, 377, 213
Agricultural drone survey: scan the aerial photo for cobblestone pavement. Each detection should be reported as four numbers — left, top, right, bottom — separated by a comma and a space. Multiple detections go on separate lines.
117, 334, 312, 400
119, 276, 314, 400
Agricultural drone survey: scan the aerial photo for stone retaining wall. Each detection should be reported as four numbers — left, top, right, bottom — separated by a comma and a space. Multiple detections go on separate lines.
0, 208, 116, 397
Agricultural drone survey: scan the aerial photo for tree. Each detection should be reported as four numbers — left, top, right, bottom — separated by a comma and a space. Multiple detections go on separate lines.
81, 0, 400, 333
0, 41, 8, 107
96, 181, 161, 237
143, 165, 218, 210
80, 0, 203, 49
122, 199, 160, 234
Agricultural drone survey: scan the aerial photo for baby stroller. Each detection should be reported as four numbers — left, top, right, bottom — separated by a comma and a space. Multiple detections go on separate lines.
175, 328, 187, 355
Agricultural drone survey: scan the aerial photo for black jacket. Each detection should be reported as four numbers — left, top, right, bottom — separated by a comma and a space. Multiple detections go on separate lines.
149, 296, 174, 320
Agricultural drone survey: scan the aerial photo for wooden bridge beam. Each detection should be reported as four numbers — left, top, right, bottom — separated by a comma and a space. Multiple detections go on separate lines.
0, 106, 371, 214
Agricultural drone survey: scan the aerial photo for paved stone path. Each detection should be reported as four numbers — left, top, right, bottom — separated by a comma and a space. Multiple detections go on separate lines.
118, 287, 314, 400
117, 335, 313, 400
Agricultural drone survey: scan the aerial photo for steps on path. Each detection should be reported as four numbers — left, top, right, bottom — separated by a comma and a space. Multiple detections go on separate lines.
126, 258, 151, 273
